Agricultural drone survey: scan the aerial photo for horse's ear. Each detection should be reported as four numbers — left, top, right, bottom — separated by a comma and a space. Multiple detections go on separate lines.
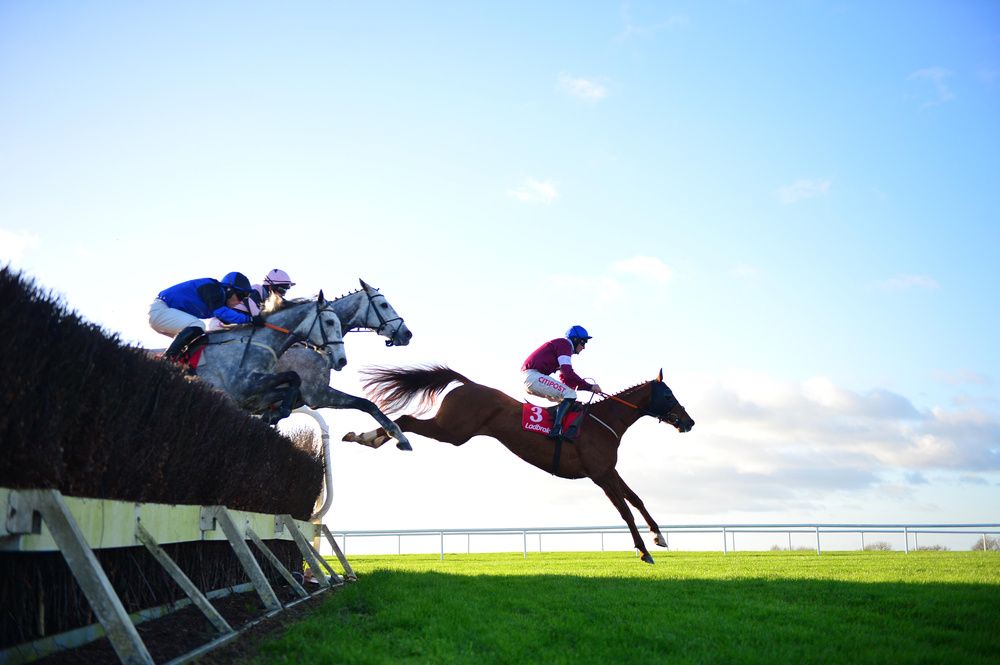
657, 368, 663, 382
318, 289, 325, 303
359, 278, 372, 292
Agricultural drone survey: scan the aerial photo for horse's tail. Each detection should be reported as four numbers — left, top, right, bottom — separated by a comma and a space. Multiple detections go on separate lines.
360, 364, 472, 415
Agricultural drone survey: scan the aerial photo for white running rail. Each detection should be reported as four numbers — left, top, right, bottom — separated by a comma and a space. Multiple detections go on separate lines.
326, 523, 1000, 559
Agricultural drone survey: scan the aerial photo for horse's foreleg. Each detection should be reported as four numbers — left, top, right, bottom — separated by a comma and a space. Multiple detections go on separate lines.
311, 388, 412, 451
614, 472, 667, 548
593, 473, 654, 564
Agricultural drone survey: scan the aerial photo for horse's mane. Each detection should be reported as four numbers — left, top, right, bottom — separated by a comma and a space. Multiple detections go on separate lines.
593, 380, 650, 404
271, 286, 379, 313
270, 296, 317, 312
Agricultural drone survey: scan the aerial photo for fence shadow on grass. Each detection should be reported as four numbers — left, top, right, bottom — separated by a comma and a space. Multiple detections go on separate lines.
241, 567, 1000, 665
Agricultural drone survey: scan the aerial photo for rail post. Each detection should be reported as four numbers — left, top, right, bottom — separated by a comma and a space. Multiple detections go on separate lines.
722, 527, 728, 555
904, 527, 910, 554
439, 532, 444, 561
522, 531, 527, 558
815, 526, 821, 555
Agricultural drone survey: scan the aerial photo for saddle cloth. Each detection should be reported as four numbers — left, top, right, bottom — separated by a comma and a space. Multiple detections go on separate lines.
521, 403, 582, 436
155, 344, 205, 372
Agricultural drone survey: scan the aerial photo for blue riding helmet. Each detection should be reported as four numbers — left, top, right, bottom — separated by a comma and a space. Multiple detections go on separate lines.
566, 325, 592, 342
219, 272, 253, 296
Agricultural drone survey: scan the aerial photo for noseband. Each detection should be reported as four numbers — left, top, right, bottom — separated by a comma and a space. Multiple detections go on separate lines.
365, 290, 406, 346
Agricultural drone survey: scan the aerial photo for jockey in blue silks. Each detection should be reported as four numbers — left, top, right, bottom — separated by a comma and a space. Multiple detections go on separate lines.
149, 272, 261, 360
208, 268, 297, 331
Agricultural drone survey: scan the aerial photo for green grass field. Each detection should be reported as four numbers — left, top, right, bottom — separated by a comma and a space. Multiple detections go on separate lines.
248, 551, 999, 664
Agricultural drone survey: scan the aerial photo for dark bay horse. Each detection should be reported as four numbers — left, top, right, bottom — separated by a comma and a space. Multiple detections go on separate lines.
343, 366, 695, 564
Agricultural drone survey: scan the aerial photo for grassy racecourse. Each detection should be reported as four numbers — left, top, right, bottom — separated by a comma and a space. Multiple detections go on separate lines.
249, 551, 999, 664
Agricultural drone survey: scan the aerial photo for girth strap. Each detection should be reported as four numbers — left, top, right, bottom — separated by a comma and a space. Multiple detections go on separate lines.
551, 438, 563, 475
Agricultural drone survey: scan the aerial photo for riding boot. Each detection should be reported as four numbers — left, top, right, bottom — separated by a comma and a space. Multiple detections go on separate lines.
548, 398, 575, 439
163, 326, 203, 361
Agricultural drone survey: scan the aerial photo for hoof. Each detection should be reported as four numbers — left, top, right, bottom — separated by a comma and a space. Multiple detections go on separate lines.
396, 440, 413, 451
641, 552, 655, 564
342, 432, 359, 442
654, 534, 668, 548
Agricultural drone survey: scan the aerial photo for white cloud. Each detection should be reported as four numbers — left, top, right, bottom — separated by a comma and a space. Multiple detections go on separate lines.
610, 256, 673, 283
877, 274, 940, 291
540, 256, 673, 310
908, 67, 955, 107
614, 4, 689, 42
506, 179, 559, 205
0, 229, 40, 264
730, 263, 761, 281
694, 372, 997, 472
778, 178, 831, 204
933, 369, 989, 386
557, 75, 608, 102
617, 370, 1000, 515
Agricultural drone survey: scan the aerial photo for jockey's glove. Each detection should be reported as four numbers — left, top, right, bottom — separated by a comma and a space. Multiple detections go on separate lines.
251, 315, 266, 328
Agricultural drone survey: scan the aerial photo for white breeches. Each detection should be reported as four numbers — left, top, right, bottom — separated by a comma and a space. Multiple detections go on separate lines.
523, 369, 576, 402
148, 299, 206, 337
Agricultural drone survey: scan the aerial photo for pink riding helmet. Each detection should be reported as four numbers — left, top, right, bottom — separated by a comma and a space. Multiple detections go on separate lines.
264, 269, 295, 288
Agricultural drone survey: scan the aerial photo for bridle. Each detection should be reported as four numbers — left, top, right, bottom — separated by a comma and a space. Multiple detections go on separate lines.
238, 300, 343, 369
364, 289, 407, 347
598, 384, 685, 428
303, 300, 345, 355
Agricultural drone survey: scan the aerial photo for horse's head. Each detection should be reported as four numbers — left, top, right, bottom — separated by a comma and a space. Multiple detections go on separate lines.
646, 369, 695, 432
293, 291, 347, 371
360, 279, 412, 347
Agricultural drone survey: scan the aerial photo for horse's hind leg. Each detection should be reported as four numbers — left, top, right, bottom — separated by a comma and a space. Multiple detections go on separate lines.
246, 371, 301, 424
311, 387, 412, 451
614, 471, 667, 548
344, 414, 475, 450
592, 472, 654, 564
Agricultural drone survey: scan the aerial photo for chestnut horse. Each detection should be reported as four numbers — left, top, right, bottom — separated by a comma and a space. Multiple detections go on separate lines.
343, 365, 695, 564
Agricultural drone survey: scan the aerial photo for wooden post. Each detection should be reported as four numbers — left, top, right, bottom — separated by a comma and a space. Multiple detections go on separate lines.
136, 522, 234, 634
12, 490, 154, 664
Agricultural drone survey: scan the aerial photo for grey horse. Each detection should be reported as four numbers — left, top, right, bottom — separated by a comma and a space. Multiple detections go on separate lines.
273, 280, 415, 449
192, 293, 346, 424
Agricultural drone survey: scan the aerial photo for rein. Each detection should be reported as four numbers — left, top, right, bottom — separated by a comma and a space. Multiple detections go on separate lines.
238, 302, 342, 369
598, 392, 641, 409
598, 389, 678, 427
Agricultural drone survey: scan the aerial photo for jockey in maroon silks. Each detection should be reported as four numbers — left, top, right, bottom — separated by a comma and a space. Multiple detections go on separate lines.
521, 325, 602, 439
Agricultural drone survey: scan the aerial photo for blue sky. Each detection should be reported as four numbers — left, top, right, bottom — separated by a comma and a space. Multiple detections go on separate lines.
2, 2, 998, 539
